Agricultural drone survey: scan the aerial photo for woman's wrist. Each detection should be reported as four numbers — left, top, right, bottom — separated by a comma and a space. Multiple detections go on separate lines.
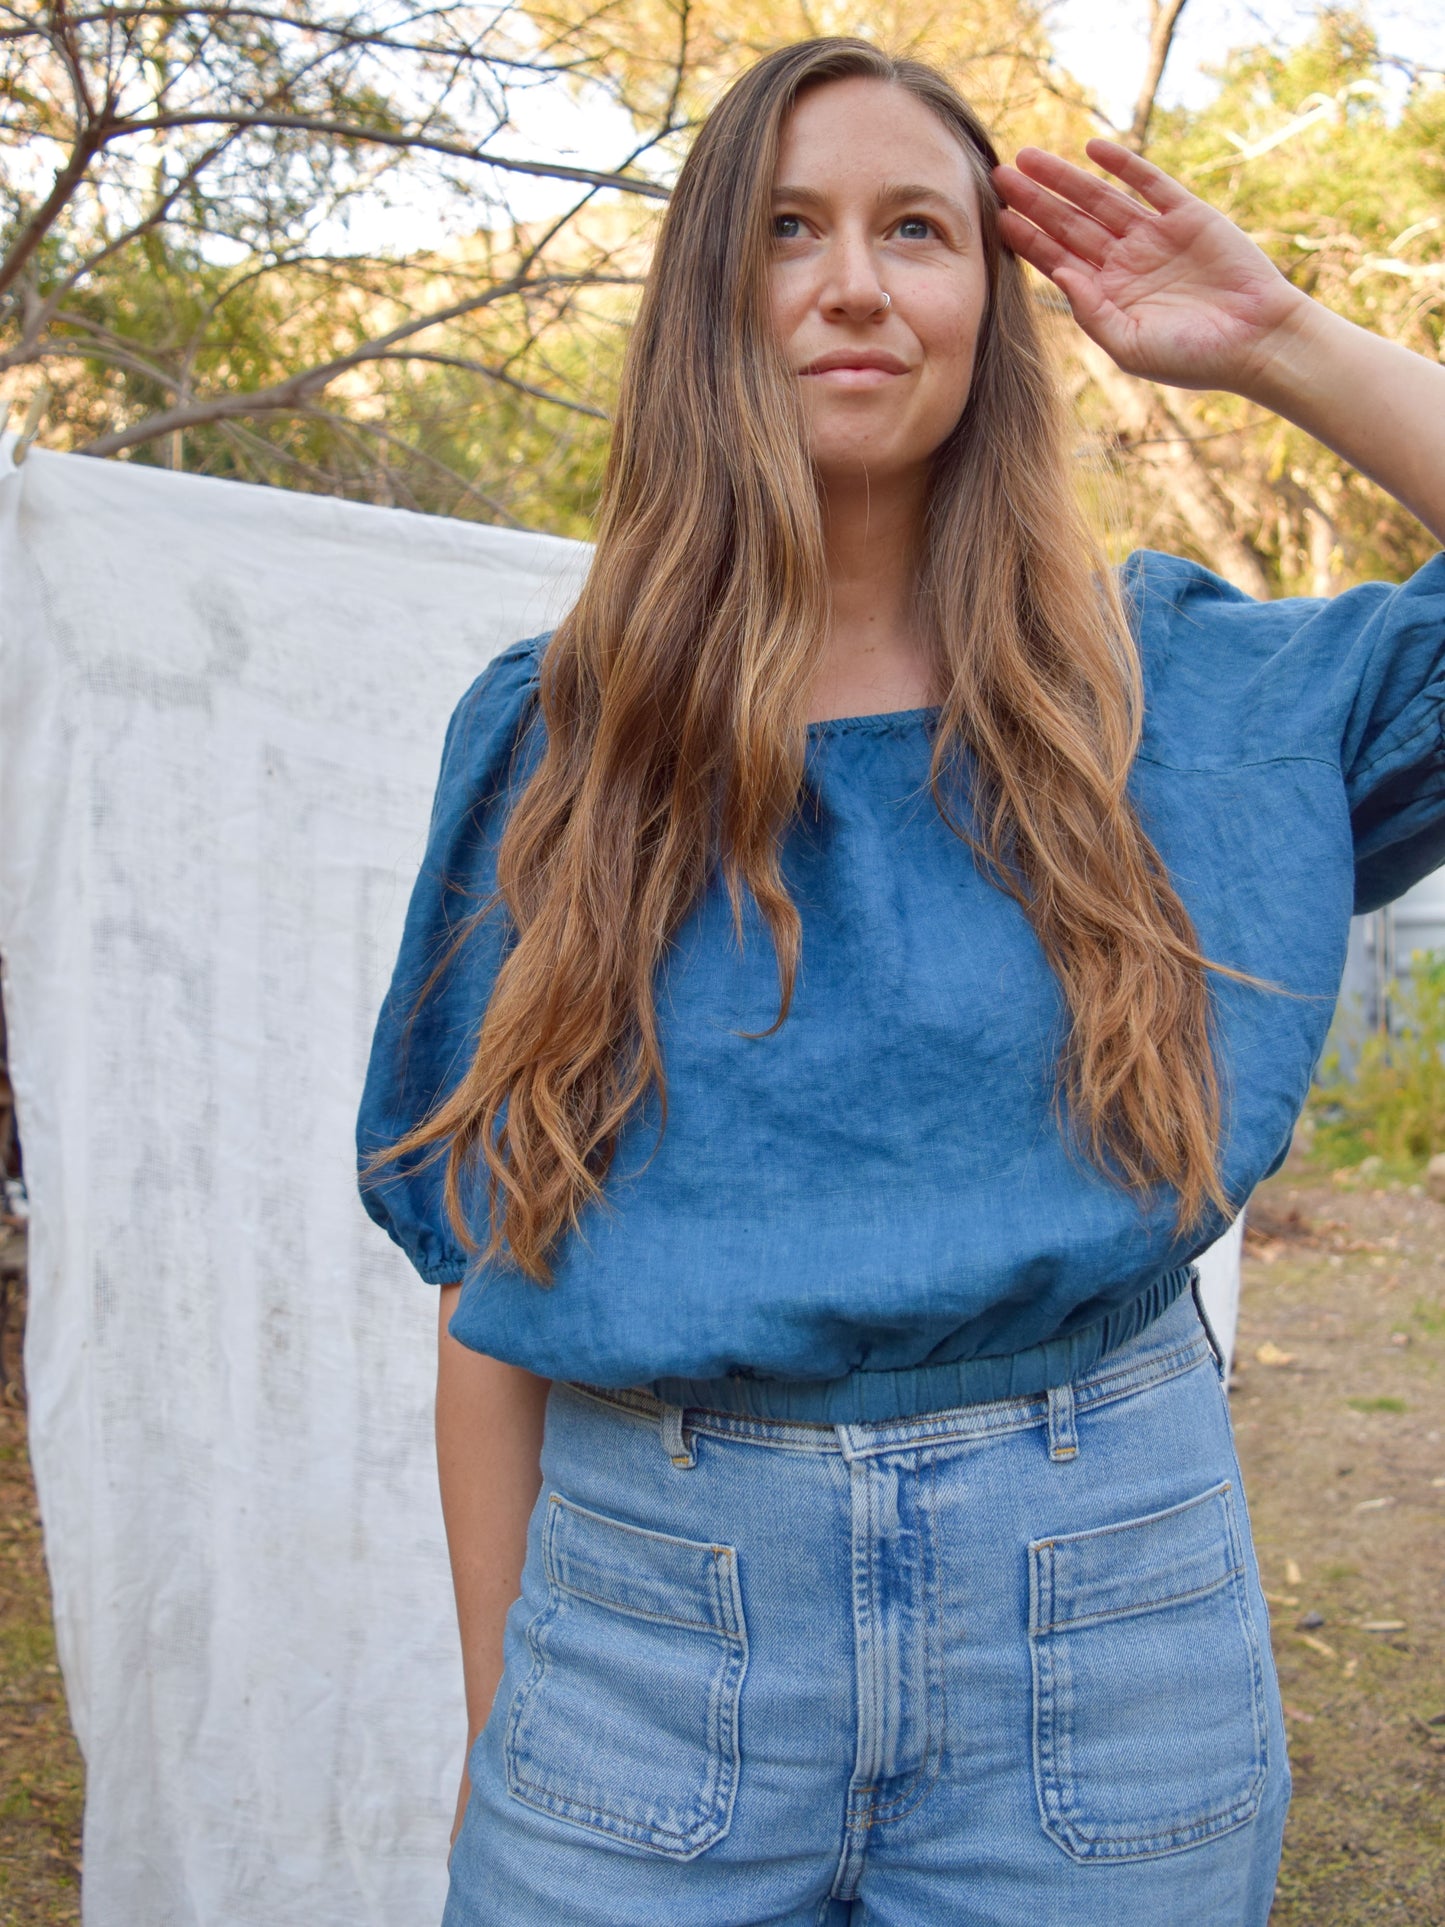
1221, 291, 1445, 543
1226, 286, 1343, 419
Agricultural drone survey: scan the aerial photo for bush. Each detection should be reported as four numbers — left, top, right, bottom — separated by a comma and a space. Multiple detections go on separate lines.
1307, 949, 1445, 1174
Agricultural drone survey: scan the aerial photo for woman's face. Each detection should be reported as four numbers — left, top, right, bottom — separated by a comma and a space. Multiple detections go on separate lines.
768, 77, 989, 495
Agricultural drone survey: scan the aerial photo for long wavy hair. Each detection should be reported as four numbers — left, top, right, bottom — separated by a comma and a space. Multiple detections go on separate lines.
378, 37, 1238, 1281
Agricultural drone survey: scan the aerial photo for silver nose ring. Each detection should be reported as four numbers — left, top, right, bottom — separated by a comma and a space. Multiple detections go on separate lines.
877, 290, 892, 312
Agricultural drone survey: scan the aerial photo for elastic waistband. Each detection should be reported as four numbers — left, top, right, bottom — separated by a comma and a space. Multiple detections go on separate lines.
565, 1279, 1213, 1457
640, 1266, 1197, 1424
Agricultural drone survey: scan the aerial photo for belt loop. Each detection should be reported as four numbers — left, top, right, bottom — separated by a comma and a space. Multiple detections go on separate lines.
1046, 1381, 1078, 1462
660, 1402, 696, 1469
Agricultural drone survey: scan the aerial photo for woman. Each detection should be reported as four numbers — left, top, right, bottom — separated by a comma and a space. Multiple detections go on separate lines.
358, 38, 1445, 1925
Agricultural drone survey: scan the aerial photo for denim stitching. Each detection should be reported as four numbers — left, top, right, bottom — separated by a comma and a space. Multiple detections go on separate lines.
543, 1577, 744, 1641
859, 1450, 947, 1828
503, 1499, 746, 1855
1029, 1482, 1271, 1860
1044, 1563, 1245, 1633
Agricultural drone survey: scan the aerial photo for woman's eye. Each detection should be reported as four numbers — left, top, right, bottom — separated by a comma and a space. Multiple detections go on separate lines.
896, 216, 934, 241
772, 213, 804, 240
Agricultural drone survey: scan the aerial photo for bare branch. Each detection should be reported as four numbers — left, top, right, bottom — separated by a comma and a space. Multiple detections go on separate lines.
17, 130, 240, 351
0, 7, 602, 77
1074, 335, 1271, 595
0, 125, 103, 302
1128, 0, 1190, 152
368, 349, 610, 418
300, 403, 526, 525
73, 271, 635, 456
23, 316, 182, 389
107, 109, 671, 199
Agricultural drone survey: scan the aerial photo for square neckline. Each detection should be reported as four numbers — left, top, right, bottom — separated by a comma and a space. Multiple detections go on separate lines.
805, 704, 942, 736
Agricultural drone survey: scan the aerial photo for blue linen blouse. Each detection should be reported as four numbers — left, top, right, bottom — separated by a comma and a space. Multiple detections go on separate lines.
357, 549, 1445, 1420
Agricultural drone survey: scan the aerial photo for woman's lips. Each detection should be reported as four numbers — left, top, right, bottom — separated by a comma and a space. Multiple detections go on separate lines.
798, 350, 911, 388
802, 365, 903, 388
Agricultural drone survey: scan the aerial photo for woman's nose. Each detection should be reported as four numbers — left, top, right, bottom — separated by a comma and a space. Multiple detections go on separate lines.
817, 234, 888, 321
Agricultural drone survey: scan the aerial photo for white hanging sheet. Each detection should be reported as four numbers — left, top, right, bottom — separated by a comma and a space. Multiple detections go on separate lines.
0, 434, 1242, 1924
0, 437, 589, 1925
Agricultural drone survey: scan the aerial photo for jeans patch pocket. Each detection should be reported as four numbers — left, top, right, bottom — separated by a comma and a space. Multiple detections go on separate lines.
504, 1493, 748, 1859
1030, 1480, 1268, 1861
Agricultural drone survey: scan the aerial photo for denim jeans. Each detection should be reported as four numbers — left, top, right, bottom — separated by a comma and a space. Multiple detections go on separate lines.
444, 1288, 1290, 1924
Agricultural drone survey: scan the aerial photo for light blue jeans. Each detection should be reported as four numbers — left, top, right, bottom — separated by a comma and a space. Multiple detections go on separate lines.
444, 1288, 1289, 1924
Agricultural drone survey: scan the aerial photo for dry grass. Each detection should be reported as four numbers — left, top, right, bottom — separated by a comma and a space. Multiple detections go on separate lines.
0, 1381, 83, 1923
1235, 1165, 1445, 1922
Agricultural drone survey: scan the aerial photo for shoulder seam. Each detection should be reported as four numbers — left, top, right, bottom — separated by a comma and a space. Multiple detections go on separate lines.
1135, 749, 1338, 774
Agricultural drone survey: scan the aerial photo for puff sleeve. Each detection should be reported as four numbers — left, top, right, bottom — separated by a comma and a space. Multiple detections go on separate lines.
1332, 559, 1445, 910
355, 636, 545, 1282
1127, 550, 1445, 914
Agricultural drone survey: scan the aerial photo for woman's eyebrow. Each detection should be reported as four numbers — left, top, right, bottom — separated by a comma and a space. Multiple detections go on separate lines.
770, 184, 828, 207
877, 182, 975, 232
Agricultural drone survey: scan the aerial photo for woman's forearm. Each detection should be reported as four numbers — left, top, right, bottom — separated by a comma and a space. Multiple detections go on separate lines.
1237, 292, 1445, 548
435, 1285, 550, 1746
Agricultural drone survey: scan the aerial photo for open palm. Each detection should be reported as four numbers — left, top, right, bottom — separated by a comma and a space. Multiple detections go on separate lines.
993, 140, 1303, 392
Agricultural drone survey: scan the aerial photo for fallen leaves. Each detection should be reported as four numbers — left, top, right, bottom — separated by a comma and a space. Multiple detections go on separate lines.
1255, 1340, 1296, 1366
1299, 1631, 1339, 1659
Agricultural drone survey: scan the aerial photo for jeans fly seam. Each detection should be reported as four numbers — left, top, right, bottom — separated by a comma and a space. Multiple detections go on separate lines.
857, 1450, 946, 1828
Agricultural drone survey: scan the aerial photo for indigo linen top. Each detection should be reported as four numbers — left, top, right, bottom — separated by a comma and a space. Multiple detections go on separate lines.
358, 550, 1445, 1420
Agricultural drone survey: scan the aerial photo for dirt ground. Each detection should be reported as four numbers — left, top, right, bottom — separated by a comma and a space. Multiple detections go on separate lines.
1233, 1164, 1445, 1924
0, 1160, 1441, 1923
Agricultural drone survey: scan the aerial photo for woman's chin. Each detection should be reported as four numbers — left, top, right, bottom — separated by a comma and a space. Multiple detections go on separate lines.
808, 445, 921, 495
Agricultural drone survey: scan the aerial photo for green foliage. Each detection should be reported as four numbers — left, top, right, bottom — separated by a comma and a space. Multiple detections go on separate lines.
1308, 949, 1445, 1173
1346, 1395, 1407, 1413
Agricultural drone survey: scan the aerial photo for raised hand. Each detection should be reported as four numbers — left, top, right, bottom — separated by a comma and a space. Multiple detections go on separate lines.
992, 139, 1306, 395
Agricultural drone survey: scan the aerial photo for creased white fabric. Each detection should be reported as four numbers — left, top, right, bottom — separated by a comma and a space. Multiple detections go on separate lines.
0, 437, 589, 1925
0, 434, 1242, 1924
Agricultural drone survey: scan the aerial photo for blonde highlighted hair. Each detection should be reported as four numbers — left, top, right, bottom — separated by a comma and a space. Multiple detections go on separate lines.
377, 38, 1236, 1280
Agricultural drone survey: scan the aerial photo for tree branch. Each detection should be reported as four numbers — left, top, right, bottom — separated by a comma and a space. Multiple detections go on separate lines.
1074, 336, 1271, 595
16, 129, 240, 352
368, 350, 610, 418
0, 7, 602, 78
300, 403, 525, 525
106, 109, 671, 199
0, 124, 103, 302
72, 270, 635, 455
1127, 0, 1190, 152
